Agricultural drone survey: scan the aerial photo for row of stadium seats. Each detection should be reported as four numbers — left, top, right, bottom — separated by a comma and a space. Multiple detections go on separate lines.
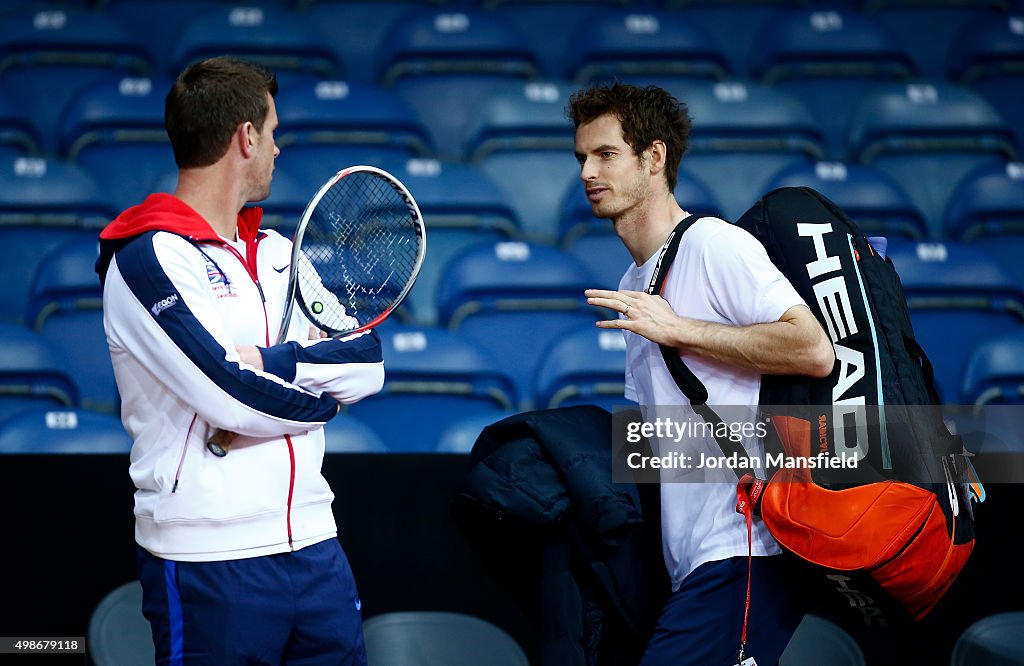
4, 154, 1023, 328
2, 2, 1021, 89
0, 3, 1022, 161
1, 73, 1020, 238
110, 576, 1020, 666
2, 246, 1022, 454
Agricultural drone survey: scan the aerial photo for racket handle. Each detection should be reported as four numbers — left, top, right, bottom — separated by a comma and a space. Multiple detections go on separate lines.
206, 429, 236, 457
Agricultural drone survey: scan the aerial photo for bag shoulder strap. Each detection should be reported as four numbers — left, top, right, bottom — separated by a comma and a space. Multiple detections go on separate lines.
648, 215, 750, 477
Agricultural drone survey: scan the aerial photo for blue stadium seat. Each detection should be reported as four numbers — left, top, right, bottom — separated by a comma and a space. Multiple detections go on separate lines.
874, 3, 1002, 80
779, 613, 865, 666
659, 80, 824, 221
379, 9, 541, 161
0, 6, 153, 155
951, 612, 1024, 666
750, 9, 916, 160
302, 1, 434, 86
766, 161, 927, 240
27, 237, 117, 414
375, 157, 521, 326
0, 323, 78, 422
273, 145, 418, 192
559, 165, 724, 248
491, 1, 616, 80
0, 407, 130, 454
322, 412, 389, 453
564, 9, 730, 85
169, 5, 341, 79
887, 240, 1024, 403
848, 82, 1018, 238
564, 234, 633, 292
434, 411, 517, 454
945, 161, 1024, 242
106, 0, 280, 76
276, 79, 432, 160
961, 329, 1024, 407
60, 75, 176, 212
437, 241, 601, 405
670, 1, 802, 79
346, 327, 519, 452
534, 327, 630, 411
0, 87, 38, 158
0, 157, 114, 323
949, 14, 1024, 151
466, 81, 577, 242
944, 162, 1024, 286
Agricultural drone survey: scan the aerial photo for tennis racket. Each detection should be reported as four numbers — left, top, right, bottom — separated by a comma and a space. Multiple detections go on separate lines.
207, 165, 426, 456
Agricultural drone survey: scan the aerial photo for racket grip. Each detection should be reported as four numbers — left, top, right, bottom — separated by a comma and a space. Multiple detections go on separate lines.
206, 429, 236, 457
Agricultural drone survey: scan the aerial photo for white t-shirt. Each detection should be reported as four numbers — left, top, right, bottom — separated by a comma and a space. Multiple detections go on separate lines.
620, 217, 806, 590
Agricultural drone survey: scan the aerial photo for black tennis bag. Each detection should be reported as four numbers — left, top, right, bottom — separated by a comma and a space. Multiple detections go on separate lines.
659, 187, 979, 628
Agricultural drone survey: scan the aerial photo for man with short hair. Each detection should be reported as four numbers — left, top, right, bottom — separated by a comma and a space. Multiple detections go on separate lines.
98, 56, 382, 665
570, 82, 834, 665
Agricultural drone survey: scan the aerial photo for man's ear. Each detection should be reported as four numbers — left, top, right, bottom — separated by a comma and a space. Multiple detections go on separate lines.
239, 121, 256, 158
647, 140, 667, 176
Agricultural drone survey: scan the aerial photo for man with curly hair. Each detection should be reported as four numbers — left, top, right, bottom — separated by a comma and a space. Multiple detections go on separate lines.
569, 82, 834, 665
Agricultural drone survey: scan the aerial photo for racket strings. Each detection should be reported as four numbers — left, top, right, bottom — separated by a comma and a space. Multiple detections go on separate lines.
296, 171, 421, 333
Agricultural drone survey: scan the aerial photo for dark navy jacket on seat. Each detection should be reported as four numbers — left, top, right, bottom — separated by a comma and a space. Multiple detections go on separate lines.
454, 405, 668, 666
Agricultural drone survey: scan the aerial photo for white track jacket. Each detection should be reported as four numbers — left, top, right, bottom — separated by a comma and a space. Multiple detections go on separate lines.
98, 194, 384, 562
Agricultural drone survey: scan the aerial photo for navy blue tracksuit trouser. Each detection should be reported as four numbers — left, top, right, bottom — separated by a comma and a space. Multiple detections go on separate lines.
640, 555, 806, 666
137, 538, 367, 665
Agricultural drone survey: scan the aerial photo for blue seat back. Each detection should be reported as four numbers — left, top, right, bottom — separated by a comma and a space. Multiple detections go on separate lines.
437, 241, 600, 404
766, 161, 927, 240
948, 14, 1024, 84
849, 82, 1018, 235
347, 327, 518, 452
0, 6, 152, 154
951, 612, 1024, 666
28, 237, 117, 413
962, 329, 1024, 406
303, 1, 430, 85
377, 157, 520, 325
0, 407, 130, 454
876, 5, 1001, 80
323, 412, 389, 453
564, 234, 633, 292
276, 79, 432, 158
492, 2, 611, 80
945, 162, 1024, 241
534, 327, 630, 411
60, 75, 175, 212
0, 323, 78, 421
169, 6, 341, 78
657, 80, 823, 220
380, 9, 541, 161
0, 156, 114, 322
465, 81, 575, 163
0, 87, 38, 156
435, 411, 515, 454
379, 9, 539, 85
888, 240, 1024, 402
566, 9, 729, 84
751, 9, 916, 160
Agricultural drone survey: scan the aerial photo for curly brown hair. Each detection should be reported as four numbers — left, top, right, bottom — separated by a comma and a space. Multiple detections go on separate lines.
566, 83, 691, 193
165, 56, 278, 169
